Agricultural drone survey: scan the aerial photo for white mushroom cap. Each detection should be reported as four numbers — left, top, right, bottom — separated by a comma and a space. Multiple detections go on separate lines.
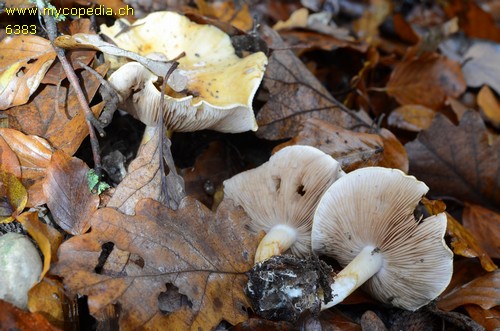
224, 145, 345, 261
312, 167, 453, 311
102, 11, 267, 133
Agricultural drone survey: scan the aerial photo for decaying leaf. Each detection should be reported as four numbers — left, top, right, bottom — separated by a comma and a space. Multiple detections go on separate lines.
463, 203, 500, 259
106, 127, 162, 215
0, 169, 27, 223
42, 150, 99, 235
6, 63, 109, 156
17, 211, 64, 279
438, 269, 500, 311
256, 26, 365, 140
28, 278, 70, 330
0, 128, 53, 207
0, 299, 61, 331
387, 104, 435, 132
273, 118, 408, 172
52, 197, 260, 330
193, 0, 253, 31
445, 212, 497, 272
386, 52, 466, 109
0, 135, 21, 177
406, 111, 500, 212
461, 41, 500, 95
464, 305, 500, 331
0, 35, 56, 110
477, 85, 500, 128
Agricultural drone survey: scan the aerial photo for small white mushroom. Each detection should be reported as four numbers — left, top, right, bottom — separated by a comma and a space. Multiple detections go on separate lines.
224, 145, 345, 263
311, 167, 453, 311
0, 233, 42, 309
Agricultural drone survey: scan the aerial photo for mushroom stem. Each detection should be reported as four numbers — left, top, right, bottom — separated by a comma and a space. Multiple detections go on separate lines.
255, 224, 298, 263
321, 245, 383, 310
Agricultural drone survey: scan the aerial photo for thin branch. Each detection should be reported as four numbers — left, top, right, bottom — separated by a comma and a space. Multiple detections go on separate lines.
36, 0, 104, 174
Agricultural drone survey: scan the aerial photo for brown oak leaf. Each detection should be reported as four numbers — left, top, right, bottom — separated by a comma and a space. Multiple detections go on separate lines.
52, 197, 260, 331
256, 26, 364, 140
405, 111, 500, 212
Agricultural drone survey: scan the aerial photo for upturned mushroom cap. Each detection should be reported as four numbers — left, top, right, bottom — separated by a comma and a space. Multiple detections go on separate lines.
312, 167, 453, 311
102, 11, 267, 133
224, 145, 345, 259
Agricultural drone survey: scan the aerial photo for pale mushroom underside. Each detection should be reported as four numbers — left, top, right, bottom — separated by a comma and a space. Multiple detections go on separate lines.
312, 167, 453, 310
224, 145, 344, 257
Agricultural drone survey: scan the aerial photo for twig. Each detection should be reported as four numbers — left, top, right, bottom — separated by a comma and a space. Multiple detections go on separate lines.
36, 0, 104, 174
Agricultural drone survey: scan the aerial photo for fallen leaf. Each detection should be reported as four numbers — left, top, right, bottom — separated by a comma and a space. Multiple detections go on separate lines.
438, 269, 500, 311
28, 278, 68, 330
386, 52, 466, 109
406, 111, 500, 213
0, 129, 53, 207
444, 0, 500, 42
377, 128, 409, 172
17, 211, 64, 279
463, 203, 500, 259
194, 0, 253, 31
352, 0, 391, 44
387, 104, 435, 132
42, 150, 99, 235
464, 305, 500, 331
461, 41, 500, 95
0, 135, 21, 177
273, 8, 309, 30
0, 35, 56, 110
107, 127, 162, 215
41, 18, 97, 85
180, 140, 234, 208
445, 212, 497, 272
6, 63, 109, 156
0, 299, 61, 331
52, 197, 260, 330
0, 169, 27, 223
256, 26, 364, 140
477, 85, 500, 128
273, 118, 404, 172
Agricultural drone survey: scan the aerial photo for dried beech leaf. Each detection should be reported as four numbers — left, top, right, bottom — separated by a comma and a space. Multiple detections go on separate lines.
0, 36, 56, 110
387, 104, 435, 132
18, 211, 64, 279
52, 197, 259, 331
28, 278, 67, 330
0, 299, 61, 331
386, 53, 466, 109
6, 63, 109, 156
107, 128, 162, 215
477, 85, 500, 128
444, 0, 500, 42
406, 111, 500, 212
445, 212, 497, 272
464, 305, 500, 331
256, 26, 363, 140
0, 169, 27, 223
461, 41, 500, 95
0, 129, 53, 207
0, 135, 21, 177
41, 19, 96, 85
194, 0, 253, 31
438, 269, 500, 311
43, 150, 99, 235
274, 119, 408, 172
463, 203, 500, 259
180, 141, 233, 208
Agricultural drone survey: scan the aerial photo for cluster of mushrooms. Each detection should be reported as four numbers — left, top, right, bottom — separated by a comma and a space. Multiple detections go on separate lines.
224, 146, 453, 319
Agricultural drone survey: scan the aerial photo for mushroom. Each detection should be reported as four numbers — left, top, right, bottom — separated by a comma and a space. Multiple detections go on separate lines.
101, 11, 268, 133
311, 167, 453, 311
224, 145, 345, 263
